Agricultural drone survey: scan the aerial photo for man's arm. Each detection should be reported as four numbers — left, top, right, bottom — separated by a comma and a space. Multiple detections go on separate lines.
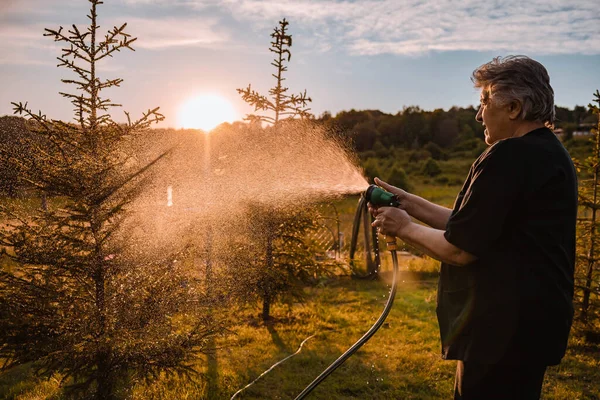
371, 206, 477, 266
397, 222, 477, 266
374, 178, 452, 230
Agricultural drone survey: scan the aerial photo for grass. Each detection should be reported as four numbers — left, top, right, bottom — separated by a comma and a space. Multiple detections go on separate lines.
127, 273, 455, 399
3, 266, 598, 399
2, 186, 599, 399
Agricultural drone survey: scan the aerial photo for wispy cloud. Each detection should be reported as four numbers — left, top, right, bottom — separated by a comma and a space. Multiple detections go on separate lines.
0, 22, 58, 65
122, 17, 229, 49
219, 0, 600, 56
2, 0, 598, 58
0, 5, 229, 66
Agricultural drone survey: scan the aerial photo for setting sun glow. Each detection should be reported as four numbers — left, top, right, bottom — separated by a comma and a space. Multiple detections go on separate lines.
178, 94, 237, 132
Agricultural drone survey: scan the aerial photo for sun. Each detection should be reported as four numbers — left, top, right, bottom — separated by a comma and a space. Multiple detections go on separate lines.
178, 94, 237, 131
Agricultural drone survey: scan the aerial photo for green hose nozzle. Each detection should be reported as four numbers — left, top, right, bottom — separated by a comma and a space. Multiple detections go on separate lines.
365, 184, 400, 207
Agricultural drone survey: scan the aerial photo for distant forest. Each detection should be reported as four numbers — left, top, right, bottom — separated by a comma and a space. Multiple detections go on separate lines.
316, 105, 596, 154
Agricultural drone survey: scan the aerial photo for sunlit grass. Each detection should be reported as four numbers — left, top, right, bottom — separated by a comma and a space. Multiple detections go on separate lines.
1, 267, 599, 399
2, 189, 599, 399
126, 274, 452, 400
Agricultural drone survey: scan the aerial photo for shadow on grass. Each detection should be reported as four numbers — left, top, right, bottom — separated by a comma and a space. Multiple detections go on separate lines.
0, 363, 37, 399
206, 334, 220, 399
0, 363, 62, 400
266, 322, 291, 353
544, 335, 600, 399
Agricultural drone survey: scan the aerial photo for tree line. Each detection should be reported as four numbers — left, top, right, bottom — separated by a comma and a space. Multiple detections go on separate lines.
316, 104, 595, 155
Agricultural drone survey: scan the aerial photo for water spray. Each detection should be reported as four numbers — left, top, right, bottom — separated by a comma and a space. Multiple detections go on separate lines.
229, 184, 401, 400
294, 184, 401, 399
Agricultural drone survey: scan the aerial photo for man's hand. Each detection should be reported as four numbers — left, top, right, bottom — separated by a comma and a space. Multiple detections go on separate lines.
373, 177, 452, 230
368, 177, 412, 238
374, 177, 410, 211
371, 206, 413, 239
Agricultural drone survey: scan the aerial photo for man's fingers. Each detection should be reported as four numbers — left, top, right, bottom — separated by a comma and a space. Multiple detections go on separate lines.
374, 177, 398, 194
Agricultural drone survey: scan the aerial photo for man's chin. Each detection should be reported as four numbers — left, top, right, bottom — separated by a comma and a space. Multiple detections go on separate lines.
484, 130, 493, 145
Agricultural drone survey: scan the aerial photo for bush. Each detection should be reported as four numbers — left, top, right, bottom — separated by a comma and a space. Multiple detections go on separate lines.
363, 158, 382, 181
453, 138, 483, 151
424, 142, 447, 160
422, 158, 442, 177
409, 149, 432, 162
360, 150, 377, 159
386, 165, 411, 191
373, 140, 390, 158
435, 175, 449, 185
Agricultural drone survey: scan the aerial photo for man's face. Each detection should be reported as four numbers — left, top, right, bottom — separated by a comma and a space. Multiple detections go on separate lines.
475, 89, 513, 145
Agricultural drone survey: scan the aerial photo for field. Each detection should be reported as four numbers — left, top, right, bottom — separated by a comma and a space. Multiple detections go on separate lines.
2, 272, 599, 399
2, 185, 599, 399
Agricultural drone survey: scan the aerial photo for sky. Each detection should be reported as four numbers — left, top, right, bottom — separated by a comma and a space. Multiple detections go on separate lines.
1, 0, 599, 129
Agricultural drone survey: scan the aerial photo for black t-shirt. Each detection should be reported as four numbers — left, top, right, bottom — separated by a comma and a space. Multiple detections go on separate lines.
438, 127, 577, 366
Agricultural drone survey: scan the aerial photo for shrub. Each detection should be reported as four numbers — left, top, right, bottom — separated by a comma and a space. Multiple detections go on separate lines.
373, 140, 389, 158
435, 175, 450, 185
422, 158, 442, 177
386, 165, 411, 191
363, 158, 382, 182
424, 142, 447, 160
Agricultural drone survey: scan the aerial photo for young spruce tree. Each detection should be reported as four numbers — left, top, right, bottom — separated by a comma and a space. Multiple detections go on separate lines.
0, 1, 219, 397
237, 18, 313, 125
236, 19, 317, 321
575, 89, 600, 333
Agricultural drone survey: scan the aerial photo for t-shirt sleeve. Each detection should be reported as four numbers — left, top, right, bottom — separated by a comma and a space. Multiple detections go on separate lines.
444, 140, 524, 257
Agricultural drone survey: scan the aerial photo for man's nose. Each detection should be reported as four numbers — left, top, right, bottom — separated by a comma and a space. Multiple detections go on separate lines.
475, 107, 483, 122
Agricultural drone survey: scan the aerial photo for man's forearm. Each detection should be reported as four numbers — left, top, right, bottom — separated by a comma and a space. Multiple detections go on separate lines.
405, 194, 452, 230
398, 222, 476, 266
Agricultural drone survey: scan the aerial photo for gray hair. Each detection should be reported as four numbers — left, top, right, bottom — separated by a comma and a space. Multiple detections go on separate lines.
471, 55, 555, 126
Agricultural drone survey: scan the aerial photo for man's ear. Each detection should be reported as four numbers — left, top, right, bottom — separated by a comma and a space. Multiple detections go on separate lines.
508, 101, 522, 120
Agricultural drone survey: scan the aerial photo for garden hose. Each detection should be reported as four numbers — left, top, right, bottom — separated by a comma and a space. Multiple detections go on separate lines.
294, 239, 398, 399
349, 194, 380, 279
294, 185, 400, 399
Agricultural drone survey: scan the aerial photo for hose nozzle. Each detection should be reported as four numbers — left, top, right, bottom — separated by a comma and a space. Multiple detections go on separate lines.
365, 184, 400, 249
365, 184, 400, 208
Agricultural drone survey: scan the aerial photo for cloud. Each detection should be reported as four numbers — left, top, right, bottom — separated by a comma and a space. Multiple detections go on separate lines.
0, 14, 228, 66
219, 0, 600, 56
0, 0, 77, 16
0, 0, 228, 51
2, 0, 598, 58
0, 22, 58, 65
121, 17, 229, 49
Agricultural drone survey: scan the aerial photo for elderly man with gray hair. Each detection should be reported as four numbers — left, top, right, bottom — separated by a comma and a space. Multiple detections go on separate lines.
371, 56, 577, 399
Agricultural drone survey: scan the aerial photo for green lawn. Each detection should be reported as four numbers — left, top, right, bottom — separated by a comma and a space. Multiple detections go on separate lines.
3, 269, 598, 399
2, 187, 599, 399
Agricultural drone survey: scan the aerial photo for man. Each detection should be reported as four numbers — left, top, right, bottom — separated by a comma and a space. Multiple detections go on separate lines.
371, 56, 577, 399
